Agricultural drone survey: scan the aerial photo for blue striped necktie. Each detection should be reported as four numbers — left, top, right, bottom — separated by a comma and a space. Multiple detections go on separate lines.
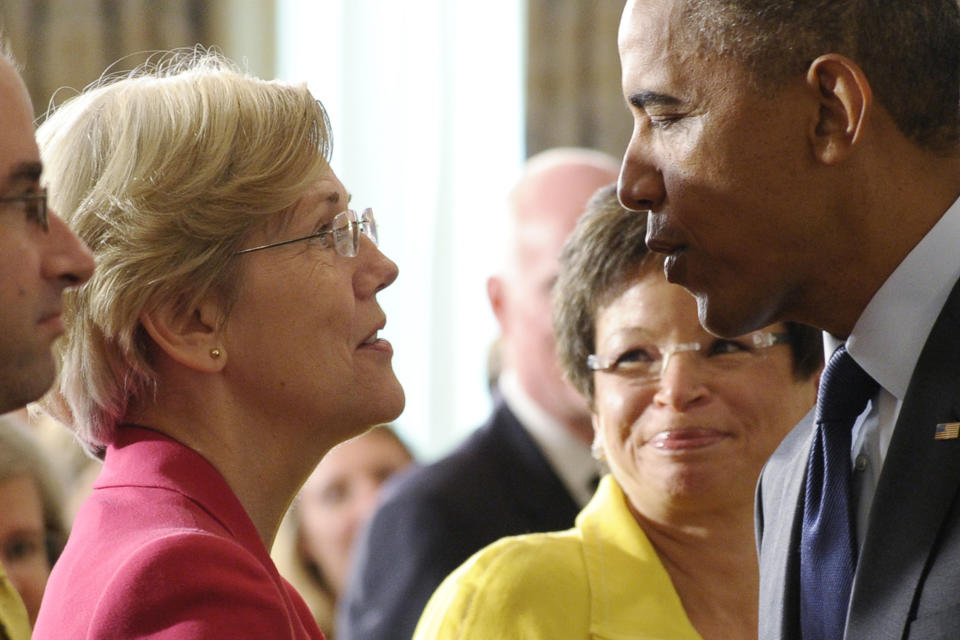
799, 344, 878, 640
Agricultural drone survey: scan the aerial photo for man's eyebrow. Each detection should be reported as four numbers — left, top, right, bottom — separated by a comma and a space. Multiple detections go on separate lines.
628, 90, 682, 110
0, 161, 43, 191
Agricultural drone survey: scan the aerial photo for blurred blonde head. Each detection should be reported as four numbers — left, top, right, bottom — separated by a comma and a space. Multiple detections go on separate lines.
37, 49, 332, 456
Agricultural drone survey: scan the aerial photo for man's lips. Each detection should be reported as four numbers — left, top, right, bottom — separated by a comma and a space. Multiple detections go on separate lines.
38, 311, 65, 335
644, 212, 685, 256
645, 229, 685, 256
646, 428, 728, 450
646, 224, 689, 285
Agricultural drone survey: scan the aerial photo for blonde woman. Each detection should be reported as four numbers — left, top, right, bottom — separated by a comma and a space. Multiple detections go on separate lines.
33, 51, 403, 639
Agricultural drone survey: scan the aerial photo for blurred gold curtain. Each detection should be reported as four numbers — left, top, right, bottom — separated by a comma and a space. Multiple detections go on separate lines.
526, 0, 630, 159
0, 0, 211, 117
4, 1, 627, 157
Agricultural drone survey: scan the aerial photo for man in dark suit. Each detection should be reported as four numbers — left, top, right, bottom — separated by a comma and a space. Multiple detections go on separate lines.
617, 1, 960, 638
338, 148, 619, 640
0, 44, 95, 639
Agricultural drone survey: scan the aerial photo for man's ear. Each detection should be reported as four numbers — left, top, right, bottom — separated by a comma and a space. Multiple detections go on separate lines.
805, 53, 873, 165
139, 296, 226, 373
487, 275, 507, 328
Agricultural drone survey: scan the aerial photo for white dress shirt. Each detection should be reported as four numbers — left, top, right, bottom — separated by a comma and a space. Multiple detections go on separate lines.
497, 370, 599, 507
833, 193, 960, 548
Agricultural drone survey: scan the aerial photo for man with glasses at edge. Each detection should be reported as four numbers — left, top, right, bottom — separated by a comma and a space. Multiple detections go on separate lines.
0, 43, 95, 639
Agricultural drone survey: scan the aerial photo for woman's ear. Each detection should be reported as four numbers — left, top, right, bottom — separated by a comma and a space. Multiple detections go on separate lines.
805, 53, 873, 165
139, 296, 227, 373
590, 413, 606, 461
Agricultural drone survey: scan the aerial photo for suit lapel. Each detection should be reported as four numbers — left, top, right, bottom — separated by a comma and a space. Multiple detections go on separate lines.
846, 278, 960, 639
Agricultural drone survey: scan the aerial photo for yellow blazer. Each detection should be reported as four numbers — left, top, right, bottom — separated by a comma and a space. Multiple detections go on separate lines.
413, 474, 703, 640
0, 563, 29, 640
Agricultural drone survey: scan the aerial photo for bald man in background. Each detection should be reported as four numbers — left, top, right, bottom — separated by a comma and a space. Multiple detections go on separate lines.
0, 44, 95, 639
338, 148, 618, 640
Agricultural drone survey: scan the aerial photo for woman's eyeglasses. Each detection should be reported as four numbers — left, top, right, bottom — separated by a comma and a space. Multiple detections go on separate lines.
236, 208, 377, 258
587, 330, 790, 383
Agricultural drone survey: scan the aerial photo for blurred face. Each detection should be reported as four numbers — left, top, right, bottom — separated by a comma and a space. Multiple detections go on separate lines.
495, 219, 587, 429
0, 59, 95, 412
0, 474, 50, 625
493, 160, 619, 441
297, 429, 413, 597
226, 166, 404, 448
617, 0, 827, 337
591, 270, 817, 518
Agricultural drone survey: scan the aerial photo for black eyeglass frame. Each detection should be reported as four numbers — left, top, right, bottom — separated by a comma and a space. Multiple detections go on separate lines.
0, 188, 48, 231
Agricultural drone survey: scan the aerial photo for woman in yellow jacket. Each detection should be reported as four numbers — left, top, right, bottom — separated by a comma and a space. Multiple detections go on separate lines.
414, 186, 822, 640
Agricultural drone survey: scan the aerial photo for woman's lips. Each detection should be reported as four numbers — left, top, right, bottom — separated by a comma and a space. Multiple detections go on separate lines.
358, 337, 393, 356
646, 428, 728, 450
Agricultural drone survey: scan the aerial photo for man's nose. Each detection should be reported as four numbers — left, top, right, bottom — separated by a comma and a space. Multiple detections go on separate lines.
618, 135, 665, 212
41, 211, 95, 287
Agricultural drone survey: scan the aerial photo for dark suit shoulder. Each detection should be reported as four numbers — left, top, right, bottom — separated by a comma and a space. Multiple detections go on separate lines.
377, 402, 579, 533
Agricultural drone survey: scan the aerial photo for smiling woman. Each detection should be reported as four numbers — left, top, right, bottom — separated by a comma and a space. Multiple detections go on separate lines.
412, 185, 821, 640
30, 49, 403, 640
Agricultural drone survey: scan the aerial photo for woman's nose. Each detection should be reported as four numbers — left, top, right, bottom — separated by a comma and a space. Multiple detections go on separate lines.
359, 236, 399, 296
651, 350, 709, 411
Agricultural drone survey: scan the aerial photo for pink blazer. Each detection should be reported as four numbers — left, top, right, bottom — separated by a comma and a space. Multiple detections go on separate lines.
34, 426, 324, 639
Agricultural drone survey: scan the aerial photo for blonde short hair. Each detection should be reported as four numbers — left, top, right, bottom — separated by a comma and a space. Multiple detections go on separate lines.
37, 49, 332, 456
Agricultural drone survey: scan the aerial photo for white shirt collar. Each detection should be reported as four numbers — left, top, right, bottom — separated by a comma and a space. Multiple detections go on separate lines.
844, 193, 960, 399
497, 369, 598, 507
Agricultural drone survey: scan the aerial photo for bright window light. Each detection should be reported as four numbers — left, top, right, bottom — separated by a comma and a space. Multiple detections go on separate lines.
276, 0, 526, 460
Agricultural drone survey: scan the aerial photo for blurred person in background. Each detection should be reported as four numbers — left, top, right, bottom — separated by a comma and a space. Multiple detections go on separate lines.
0, 415, 67, 627
0, 41, 95, 640
339, 148, 618, 640
414, 186, 821, 640
273, 426, 414, 637
32, 50, 403, 639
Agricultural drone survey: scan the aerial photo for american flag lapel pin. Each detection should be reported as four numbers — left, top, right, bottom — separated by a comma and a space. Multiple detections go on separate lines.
935, 422, 960, 440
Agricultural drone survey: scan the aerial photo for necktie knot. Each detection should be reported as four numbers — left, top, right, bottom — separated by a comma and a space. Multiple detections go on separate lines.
816, 345, 878, 425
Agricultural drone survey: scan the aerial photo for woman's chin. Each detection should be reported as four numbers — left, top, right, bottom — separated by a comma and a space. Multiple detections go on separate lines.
619, 458, 752, 515
364, 378, 406, 426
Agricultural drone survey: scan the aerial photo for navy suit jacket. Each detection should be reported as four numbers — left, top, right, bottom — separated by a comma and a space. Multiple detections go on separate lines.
338, 400, 580, 640
757, 278, 960, 639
